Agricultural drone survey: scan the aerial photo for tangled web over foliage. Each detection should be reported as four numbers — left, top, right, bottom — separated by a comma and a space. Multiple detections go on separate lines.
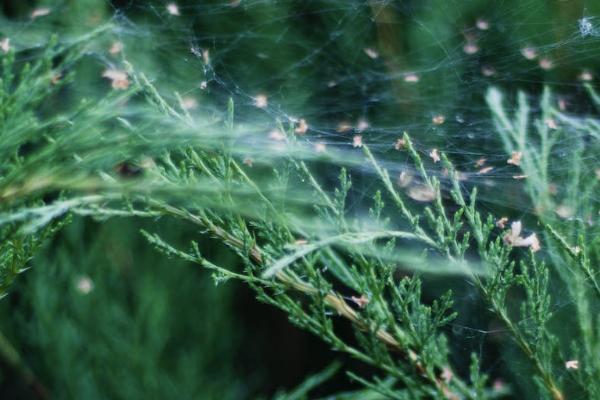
1, 2, 600, 399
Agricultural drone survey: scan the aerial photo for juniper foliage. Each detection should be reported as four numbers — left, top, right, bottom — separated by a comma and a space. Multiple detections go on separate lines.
1, 9, 600, 400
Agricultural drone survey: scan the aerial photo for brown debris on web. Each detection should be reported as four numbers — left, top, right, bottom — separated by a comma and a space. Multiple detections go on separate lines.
167, 3, 181, 16
507, 151, 522, 166
31, 7, 51, 20
429, 148, 440, 163
503, 221, 541, 252
102, 69, 130, 90
294, 119, 309, 135
0, 38, 10, 54
253, 94, 268, 109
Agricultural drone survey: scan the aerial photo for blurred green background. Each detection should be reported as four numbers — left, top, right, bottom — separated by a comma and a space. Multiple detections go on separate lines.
1, 0, 598, 398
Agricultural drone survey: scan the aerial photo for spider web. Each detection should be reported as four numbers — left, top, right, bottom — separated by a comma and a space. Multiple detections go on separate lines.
107, 0, 598, 395
103, 0, 599, 208
4, 0, 599, 397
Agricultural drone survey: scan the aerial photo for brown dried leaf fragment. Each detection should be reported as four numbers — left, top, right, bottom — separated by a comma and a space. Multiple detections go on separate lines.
408, 185, 436, 202
507, 151, 522, 166
102, 69, 130, 90
429, 148, 441, 163
503, 221, 541, 252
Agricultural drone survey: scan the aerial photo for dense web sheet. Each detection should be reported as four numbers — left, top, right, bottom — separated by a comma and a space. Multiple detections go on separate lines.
101, 1, 600, 217
110, 0, 598, 334
107, 0, 600, 386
